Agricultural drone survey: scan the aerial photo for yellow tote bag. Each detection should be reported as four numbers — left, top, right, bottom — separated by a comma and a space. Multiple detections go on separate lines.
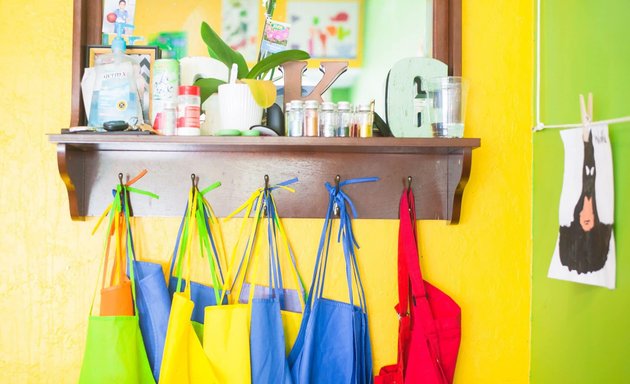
203, 303, 252, 383
159, 188, 218, 384
159, 293, 217, 383
202, 189, 261, 384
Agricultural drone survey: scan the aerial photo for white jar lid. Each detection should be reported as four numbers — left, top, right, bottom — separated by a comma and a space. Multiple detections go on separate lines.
321, 101, 335, 110
337, 101, 352, 110
177, 127, 201, 136
304, 100, 320, 108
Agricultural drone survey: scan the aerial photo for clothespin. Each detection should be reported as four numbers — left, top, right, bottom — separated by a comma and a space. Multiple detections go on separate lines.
579, 93, 593, 142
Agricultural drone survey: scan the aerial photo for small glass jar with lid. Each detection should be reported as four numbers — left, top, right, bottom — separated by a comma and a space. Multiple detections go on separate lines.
319, 101, 337, 137
286, 100, 304, 136
336, 101, 352, 137
304, 100, 320, 137
355, 103, 373, 138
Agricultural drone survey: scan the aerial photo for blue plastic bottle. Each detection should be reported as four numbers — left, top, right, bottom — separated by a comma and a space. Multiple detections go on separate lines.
88, 23, 143, 130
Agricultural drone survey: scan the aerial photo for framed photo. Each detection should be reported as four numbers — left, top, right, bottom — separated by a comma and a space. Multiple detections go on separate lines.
86, 45, 160, 123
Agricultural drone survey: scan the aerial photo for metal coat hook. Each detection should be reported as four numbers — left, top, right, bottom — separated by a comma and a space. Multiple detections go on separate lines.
334, 174, 341, 213
118, 172, 125, 199
262, 175, 270, 216
118, 172, 132, 216
406, 176, 413, 213
191, 173, 197, 188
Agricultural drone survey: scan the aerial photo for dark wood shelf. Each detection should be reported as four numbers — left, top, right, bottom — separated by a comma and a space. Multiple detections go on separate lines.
49, 133, 480, 222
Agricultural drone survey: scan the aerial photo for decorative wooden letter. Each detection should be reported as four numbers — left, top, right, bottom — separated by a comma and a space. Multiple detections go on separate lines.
385, 57, 447, 137
280, 61, 348, 104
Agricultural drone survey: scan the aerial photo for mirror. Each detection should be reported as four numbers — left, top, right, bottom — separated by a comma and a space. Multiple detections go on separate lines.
70, 0, 460, 126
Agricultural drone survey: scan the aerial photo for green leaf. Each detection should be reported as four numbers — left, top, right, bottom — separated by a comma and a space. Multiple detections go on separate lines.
200, 22, 249, 78
201, 22, 232, 65
246, 50, 310, 79
194, 77, 226, 104
233, 50, 249, 79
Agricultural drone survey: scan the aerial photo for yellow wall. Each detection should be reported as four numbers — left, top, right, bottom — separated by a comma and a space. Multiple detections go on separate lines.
0, 0, 533, 382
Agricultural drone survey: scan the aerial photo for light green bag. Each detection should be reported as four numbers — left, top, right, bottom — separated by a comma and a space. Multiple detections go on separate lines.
79, 316, 154, 383
79, 177, 155, 384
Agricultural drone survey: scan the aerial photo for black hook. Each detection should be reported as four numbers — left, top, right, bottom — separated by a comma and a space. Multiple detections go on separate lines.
191, 173, 197, 188
118, 172, 132, 216
333, 175, 341, 217
262, 175, 270, 217
406, 176, 413, 213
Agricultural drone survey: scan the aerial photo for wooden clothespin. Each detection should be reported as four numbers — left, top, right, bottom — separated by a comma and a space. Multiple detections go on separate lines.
579, 93, 593, 142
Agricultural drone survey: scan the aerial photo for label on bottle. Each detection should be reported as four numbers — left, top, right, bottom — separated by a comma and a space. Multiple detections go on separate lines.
89, 61, 141, 128
177, 105, 201, 129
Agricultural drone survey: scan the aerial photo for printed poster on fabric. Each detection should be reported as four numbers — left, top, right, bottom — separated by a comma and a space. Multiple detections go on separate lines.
548, 124, 616, 289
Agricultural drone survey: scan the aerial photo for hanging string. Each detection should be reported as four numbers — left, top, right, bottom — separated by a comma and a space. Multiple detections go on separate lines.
533, 116, 630, 132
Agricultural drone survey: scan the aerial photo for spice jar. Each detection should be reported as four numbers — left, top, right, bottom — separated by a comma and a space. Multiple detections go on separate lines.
320, 102, 337, 137
161, 100, 177, 136
304, 100, 320, 137
286, 100, 304, 137
337, 101, 352, 137
355, 103, 373, 138
176, 85, 201, 136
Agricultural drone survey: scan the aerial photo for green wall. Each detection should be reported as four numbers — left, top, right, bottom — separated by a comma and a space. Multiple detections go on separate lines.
532, 1, 630, 382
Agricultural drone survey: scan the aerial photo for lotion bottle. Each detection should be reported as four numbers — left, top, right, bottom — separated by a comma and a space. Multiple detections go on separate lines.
88, 23, 143, 130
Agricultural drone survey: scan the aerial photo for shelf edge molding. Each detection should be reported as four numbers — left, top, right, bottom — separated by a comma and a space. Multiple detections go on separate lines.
50, 135, 480, 223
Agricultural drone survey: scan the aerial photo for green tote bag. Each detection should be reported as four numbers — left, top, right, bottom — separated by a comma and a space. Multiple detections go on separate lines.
79, 177, 156, 384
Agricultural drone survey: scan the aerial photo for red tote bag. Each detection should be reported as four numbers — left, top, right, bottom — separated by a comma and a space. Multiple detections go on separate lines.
375, 187, 461, 384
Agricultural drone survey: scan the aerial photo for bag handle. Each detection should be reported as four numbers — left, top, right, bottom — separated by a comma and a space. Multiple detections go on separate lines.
169, 182, 224, 304
222, 185, 267, 303
308, 177, 378, 312
198, 184, 227, 285
290, 176, 377, 367
265, 191, 307, 309
93, 170, 158, 287
223, 177, 304, 307
191, 182, 225, 303
89, 170, 158, 315
398, 187, 427, 307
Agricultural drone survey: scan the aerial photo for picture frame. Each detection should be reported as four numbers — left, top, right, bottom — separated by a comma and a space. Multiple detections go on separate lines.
86, 45, 161, 124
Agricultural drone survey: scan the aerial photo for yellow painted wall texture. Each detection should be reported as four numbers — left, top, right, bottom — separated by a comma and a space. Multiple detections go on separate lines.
0, 0, 533, 382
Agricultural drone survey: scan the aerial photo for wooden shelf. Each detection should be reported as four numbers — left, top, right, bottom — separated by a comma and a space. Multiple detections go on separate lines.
49, 134, 480, 223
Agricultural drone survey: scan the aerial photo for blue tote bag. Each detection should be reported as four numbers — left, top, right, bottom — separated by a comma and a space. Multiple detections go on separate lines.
289, 177, 377, 384
168, 181, 227, 342
250, 181, 304, 384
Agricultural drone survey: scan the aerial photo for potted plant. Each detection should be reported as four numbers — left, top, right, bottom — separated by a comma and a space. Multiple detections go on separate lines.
194, 21, 309, 132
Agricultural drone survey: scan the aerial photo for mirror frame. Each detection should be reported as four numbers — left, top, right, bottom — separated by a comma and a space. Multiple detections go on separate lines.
69, 0, 461, 126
